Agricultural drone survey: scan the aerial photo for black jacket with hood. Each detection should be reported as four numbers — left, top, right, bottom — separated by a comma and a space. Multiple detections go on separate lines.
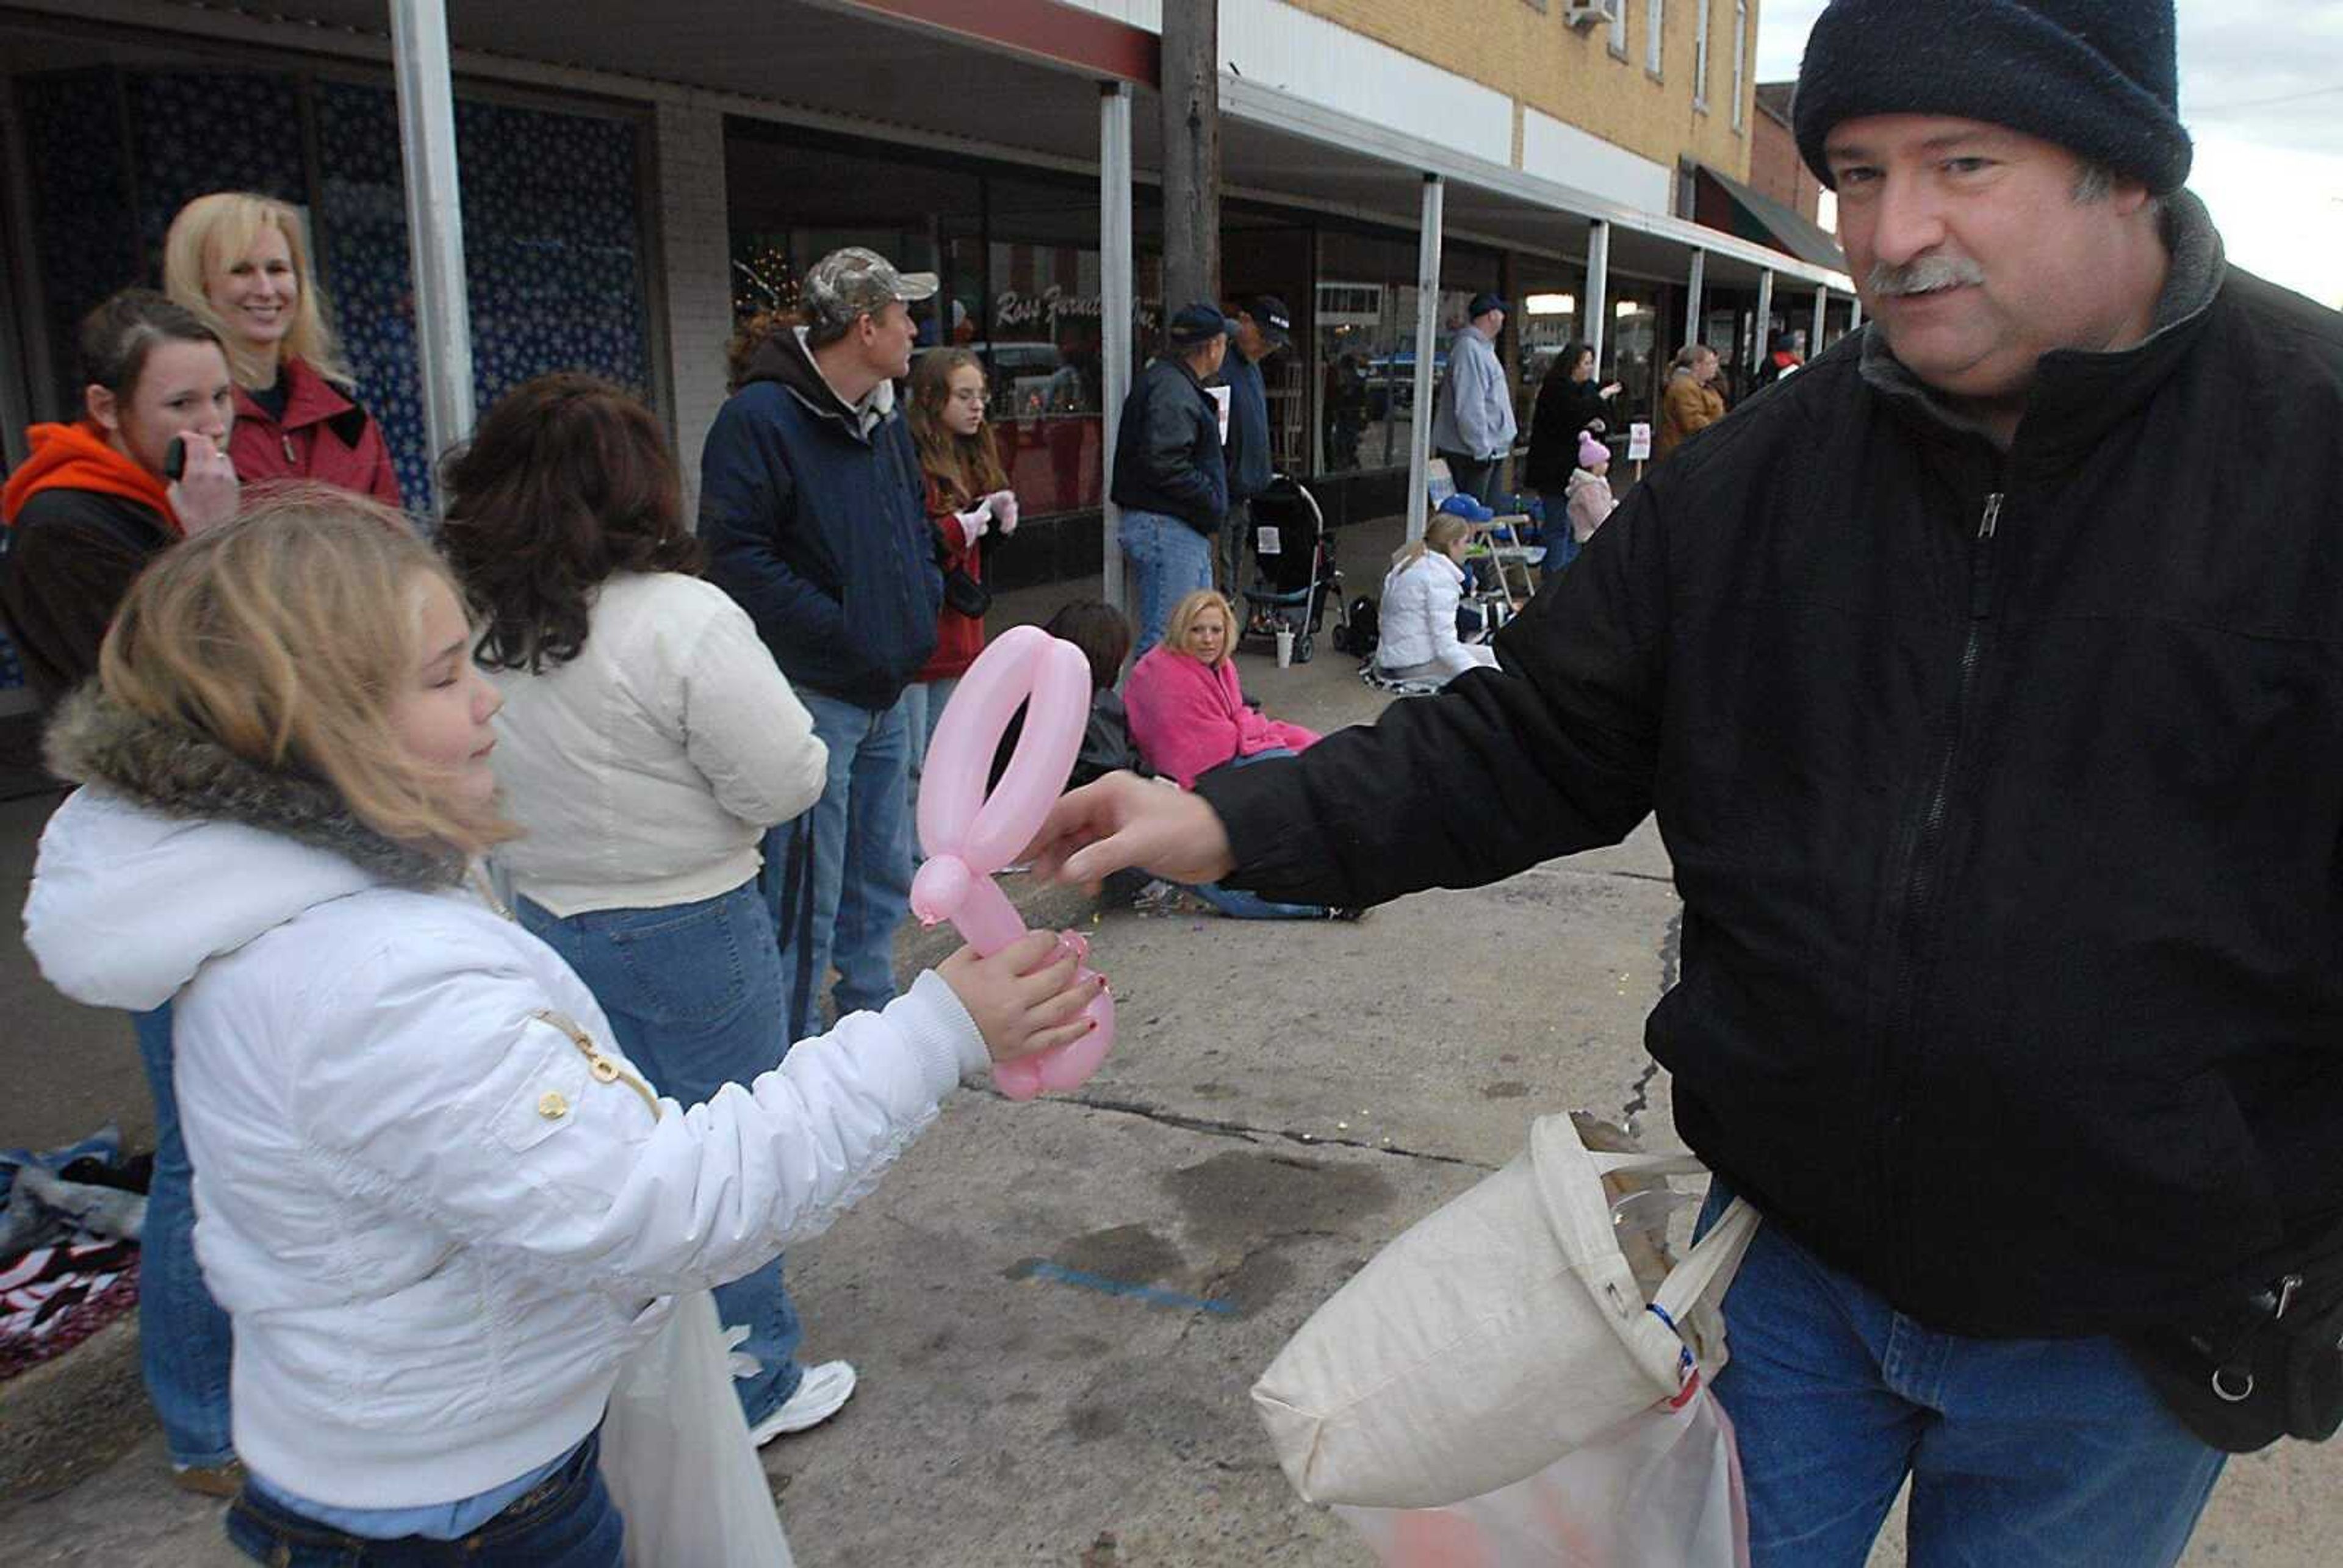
697, 329, 941, 711
1198, 195, 2343, 1339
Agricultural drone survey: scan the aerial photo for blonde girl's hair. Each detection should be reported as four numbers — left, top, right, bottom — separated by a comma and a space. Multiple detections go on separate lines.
98, 486, 515, 858
1391, 512, 1473, 571
1162, 588, 1236, 667
162, 192, 353, 390
907, 347, 1010, 508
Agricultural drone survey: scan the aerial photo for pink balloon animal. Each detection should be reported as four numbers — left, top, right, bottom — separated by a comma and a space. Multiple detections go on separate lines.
910, 625, 1115, 1099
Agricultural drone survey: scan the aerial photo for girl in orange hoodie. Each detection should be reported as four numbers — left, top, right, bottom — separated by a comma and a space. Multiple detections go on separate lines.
2, 290, 241, 712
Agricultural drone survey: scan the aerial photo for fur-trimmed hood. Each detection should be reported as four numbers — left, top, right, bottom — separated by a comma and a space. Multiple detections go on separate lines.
26, 688, 462, 1012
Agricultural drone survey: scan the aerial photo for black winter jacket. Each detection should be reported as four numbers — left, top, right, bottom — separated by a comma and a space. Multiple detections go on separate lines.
1110, 356, 1228, 537
1200, 201, 2343, 1339
697, 331, 941, 710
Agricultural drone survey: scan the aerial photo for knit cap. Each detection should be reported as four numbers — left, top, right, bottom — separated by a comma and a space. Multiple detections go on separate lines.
1577, 431, 1610, 470
1793, 0, 2191, 196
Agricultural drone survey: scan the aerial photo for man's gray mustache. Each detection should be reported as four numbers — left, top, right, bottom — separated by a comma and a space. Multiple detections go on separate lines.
1866, 257, 1988, 297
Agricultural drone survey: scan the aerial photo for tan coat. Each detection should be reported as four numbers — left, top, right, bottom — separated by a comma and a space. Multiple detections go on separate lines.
1656, 370, 1727, 460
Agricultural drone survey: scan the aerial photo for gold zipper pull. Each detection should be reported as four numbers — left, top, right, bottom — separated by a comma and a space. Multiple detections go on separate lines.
531, 1009, 660, 1119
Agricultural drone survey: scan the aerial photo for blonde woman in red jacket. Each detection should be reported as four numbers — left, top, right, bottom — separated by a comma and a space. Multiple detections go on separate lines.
164, 192, 402, 508
903, 347, 1017, 774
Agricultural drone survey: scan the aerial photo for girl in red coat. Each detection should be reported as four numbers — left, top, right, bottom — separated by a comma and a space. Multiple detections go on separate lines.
904, 347, 1017, 773
164, 192, 403, 509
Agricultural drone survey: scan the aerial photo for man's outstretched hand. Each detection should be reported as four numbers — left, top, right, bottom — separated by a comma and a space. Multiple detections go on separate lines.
1024, 773, 1237, 889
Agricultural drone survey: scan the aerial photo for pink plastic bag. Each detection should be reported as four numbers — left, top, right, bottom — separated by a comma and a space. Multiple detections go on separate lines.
1336, 1383, 1749, 1568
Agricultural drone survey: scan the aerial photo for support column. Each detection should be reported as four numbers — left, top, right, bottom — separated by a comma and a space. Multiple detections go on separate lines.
1405, 173, 1444, 545
1812, 283, 1829, 357
1584, 219, 1611, 370
1752, 269, 1775, 373
1849, 291, 1863, 331
1159, 0, 1220, 311
389, 0, 473, 512
652, 101, 733, 517
1683, 247, 1707, 348
1099, 82, 1134, 613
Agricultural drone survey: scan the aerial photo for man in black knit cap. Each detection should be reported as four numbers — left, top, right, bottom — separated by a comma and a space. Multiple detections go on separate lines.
1033, 2, 2343, 1562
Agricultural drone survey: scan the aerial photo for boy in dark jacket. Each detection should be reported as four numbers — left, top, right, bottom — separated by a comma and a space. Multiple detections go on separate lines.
1033, 4, 2343, 1561
1110, 303, 1232, 658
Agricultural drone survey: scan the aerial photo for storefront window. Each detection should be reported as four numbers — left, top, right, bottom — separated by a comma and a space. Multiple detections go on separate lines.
1313, 230, 1498, 477
12, 54, 654, 509
1514, 268, 1588, 436
1607, 293, 1664, 429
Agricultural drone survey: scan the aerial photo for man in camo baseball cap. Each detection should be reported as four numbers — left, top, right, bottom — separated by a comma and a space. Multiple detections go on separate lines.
801, 246, 939, 334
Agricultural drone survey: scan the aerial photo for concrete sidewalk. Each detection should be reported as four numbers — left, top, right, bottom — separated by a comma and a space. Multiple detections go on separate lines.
2, 514, 2333, 1562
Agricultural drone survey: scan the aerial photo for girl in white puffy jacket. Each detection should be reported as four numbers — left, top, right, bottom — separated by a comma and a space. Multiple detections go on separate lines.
23, 493, 1097, 1567
1373, 512, 1500, 689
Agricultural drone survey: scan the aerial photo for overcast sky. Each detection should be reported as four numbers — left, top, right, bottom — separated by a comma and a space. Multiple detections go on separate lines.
1756, 1, 2343, 307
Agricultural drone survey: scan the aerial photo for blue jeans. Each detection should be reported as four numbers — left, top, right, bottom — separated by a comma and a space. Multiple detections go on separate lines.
1120, 508, 1215, 660
761, 689, 913, 1041
131, 1004, 237, 1469
1697, 1184, 2225, 1567
516, 882, 804, 1425
1188, 749, 1327, 920
900, 675, 959, 781
225, 1430, 622, 1566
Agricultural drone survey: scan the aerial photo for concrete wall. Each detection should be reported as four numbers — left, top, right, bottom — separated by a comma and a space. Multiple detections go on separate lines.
653, 99, 735, 505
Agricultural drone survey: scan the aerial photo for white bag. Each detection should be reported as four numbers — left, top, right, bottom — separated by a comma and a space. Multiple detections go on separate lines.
1251, 1114, 1759, 1509
1337, 1387, 1749, 1567
601, 1290, 794, 1567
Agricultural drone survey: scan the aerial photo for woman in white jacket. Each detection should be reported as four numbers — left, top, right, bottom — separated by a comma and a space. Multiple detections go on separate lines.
1374, 513, 1499, 689
24, 497, 1095, 1566
439, 375, 846, 1444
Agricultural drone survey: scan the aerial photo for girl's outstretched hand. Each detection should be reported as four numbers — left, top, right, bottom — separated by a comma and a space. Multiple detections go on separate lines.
938, 931, 1103, 1063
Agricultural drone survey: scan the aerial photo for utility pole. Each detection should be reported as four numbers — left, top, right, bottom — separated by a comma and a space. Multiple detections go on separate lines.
1159, 0, 1220, 313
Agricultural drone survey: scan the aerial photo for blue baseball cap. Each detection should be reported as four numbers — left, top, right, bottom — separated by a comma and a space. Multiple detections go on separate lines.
1168, 301, 1239, 345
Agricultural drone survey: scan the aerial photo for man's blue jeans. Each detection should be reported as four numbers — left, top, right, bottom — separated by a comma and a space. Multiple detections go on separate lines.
516, 882, 804, 1425
1120, 508, 1215, 660
131, 1004, 237, 1469
761, 689, 913, 1041
1697, 1183, 2225, 1566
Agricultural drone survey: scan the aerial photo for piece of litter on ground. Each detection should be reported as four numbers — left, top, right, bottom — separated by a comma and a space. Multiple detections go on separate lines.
1337, 1121, 1349, 1130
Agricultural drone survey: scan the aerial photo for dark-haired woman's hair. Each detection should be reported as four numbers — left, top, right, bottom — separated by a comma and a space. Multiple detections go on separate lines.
725, 310, 794, 394
1043, 599, 1133, 693
907, 348, 1009, 509
1541, 340, 1596, 389
438, 373, 700, 673
79, 289, 224, 400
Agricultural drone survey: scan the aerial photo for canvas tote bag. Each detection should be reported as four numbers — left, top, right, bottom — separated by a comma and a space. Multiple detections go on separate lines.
1251, 1113, 1760, 1509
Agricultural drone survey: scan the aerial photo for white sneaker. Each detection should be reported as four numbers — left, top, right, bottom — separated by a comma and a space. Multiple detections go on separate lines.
747, 1360, 857, 1445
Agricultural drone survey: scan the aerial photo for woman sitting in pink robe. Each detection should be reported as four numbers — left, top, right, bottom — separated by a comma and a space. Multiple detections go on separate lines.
1125, 589, 1320, 789
1120, 589, 1352, 921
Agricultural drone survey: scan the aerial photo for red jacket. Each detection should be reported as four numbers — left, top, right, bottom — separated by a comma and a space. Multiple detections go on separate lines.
229, 357, 403, 508
915, 474, 986, 683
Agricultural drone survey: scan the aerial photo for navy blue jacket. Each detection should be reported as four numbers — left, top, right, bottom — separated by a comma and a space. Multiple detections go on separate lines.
1222, 350, 1273, 505
697, 333, 941, 711
1110, 356, 1226, 537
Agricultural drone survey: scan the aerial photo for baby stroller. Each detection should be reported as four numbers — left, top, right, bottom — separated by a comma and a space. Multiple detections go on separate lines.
1239, 475, 1346, 663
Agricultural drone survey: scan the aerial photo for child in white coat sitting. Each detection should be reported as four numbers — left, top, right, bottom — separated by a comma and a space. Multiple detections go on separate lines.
23, 493, 1097, 1567
1374, 512, 1499, 689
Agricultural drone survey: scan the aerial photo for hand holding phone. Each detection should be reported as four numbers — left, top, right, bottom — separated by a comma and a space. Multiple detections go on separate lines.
166, 432, 239, 535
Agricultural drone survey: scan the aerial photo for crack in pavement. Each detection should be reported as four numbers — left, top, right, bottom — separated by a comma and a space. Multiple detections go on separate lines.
964, 1085, 1495, 1171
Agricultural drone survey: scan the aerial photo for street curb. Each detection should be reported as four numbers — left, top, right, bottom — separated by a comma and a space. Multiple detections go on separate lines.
0, 1315, 153, 1508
